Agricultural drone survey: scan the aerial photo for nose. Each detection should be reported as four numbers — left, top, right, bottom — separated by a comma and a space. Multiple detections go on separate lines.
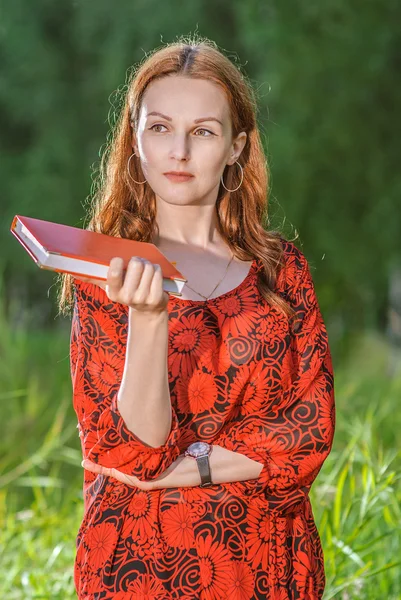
169, 133, 191, 162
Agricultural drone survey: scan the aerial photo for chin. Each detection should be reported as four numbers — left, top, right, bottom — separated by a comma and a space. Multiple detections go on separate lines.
156, 191, 201, 204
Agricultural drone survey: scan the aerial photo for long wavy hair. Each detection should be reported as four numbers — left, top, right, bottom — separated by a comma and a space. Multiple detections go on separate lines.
57, 34, 297, 325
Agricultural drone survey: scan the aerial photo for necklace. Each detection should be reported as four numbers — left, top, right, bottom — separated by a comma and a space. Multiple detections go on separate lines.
183, 253, 235, 300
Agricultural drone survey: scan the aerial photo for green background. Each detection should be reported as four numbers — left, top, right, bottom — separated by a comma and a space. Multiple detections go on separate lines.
1, 1, 400, 598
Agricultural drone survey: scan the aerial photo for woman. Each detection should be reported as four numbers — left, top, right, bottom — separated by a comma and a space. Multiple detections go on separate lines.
60, 36, 336, 600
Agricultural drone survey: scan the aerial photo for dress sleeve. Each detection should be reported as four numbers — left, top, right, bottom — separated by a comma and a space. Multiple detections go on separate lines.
214, 246, 336, 514
70, 279, 181, 480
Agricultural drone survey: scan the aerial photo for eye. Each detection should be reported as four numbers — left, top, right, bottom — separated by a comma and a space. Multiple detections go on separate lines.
149, 124, 167, 132
195, 128, 214, 137
149, 124, 214, 136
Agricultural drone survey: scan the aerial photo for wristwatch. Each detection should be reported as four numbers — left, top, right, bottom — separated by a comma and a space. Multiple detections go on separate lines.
184, 441, 213, 487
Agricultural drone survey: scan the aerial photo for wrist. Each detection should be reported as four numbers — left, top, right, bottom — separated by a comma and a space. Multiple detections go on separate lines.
181, 455, 203, 485
185, 441, 213, 487
128, 308, 168, 340
128, 306, 168, 321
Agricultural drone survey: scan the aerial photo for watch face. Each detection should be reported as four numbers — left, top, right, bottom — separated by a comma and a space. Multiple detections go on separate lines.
187, 441, 210, 457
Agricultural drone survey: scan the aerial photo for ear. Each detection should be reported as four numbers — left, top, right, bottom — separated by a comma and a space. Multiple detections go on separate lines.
227, 131, 247, 165
131, 132, 138, 154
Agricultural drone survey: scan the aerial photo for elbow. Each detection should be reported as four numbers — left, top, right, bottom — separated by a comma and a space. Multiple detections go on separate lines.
122, 414, 175, 449
254, 460, 264, 478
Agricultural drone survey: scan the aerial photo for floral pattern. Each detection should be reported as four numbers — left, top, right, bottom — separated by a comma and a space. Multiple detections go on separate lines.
70, 238, 335, 599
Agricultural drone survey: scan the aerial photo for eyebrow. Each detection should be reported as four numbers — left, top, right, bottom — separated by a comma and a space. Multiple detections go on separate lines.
146, 111, 223, 126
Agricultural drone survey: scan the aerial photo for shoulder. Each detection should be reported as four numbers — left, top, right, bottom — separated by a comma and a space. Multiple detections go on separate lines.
275, 236, 311, 299
71, 278, 128, 346
71, 278, 123, 326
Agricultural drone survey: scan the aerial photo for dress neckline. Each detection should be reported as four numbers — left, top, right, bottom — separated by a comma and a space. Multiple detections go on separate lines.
169, 258, 258, 305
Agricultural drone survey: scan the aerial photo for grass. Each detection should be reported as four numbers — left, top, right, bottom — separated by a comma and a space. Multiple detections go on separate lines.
0, 304, 400, 598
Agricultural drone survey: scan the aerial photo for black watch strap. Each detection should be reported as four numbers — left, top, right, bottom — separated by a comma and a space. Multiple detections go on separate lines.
197, 455, 213, 487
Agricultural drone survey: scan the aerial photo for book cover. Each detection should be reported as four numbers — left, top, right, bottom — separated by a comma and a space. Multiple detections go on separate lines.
10, 215, 187, 295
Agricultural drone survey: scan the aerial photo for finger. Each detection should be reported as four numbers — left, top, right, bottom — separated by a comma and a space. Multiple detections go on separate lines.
106, 257, 125, 298
108, 470, 148, 490
82, 460, 140, 486
121, 257, 153, 304
134, 259, 158, 303
149, 263, 166, 304
120, 256, 145, 303
109, 467, 126, 483
82, 460, 105, 475
134, 478, 156, 491
134, 261, 169, 310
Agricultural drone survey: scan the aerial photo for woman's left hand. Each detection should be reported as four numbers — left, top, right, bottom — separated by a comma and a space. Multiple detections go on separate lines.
81, 453, 201, 490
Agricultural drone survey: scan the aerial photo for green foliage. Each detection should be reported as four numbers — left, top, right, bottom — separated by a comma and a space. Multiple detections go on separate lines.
0, 298, 400, 598
1, 1, 400, 331
0, 304, 83, 597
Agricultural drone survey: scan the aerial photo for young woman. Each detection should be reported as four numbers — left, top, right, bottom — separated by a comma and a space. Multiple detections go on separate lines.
60, 36, 336, 600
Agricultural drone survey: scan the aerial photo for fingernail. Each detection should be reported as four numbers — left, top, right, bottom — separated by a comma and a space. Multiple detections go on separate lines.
81, 460, 87, 467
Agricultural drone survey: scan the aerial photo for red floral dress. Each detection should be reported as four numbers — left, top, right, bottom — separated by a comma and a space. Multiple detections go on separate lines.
70, 238, 335, 600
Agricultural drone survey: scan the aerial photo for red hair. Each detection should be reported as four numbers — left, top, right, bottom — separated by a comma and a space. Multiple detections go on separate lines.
57, 35, 296, 324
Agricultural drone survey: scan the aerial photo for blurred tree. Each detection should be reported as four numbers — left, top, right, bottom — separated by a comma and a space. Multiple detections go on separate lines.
236, 0, 401, 332
0, 0, 399, 338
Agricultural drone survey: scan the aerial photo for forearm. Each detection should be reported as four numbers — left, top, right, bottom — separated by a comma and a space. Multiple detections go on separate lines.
117, 307, 172, 448
167, 445, 264, 488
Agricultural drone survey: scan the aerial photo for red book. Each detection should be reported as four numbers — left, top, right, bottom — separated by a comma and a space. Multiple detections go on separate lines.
10, 215, 187, 296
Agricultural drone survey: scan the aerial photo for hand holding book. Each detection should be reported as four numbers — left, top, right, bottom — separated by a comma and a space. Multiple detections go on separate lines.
101, 256, 170, 314
10, 215, 187, 298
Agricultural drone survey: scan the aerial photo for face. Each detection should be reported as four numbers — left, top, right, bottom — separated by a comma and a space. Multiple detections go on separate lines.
131, 75, 247, 206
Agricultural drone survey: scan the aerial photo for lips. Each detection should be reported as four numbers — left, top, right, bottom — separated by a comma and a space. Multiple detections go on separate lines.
164, 171, 193, 176
164, 173, 194, 182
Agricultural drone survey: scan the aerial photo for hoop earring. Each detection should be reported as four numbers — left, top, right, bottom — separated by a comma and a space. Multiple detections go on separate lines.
220, 160, 244, 192
127, 153, 146, 185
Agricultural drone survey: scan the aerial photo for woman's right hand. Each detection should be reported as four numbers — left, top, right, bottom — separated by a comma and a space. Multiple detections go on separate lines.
103, 256, 170, 314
